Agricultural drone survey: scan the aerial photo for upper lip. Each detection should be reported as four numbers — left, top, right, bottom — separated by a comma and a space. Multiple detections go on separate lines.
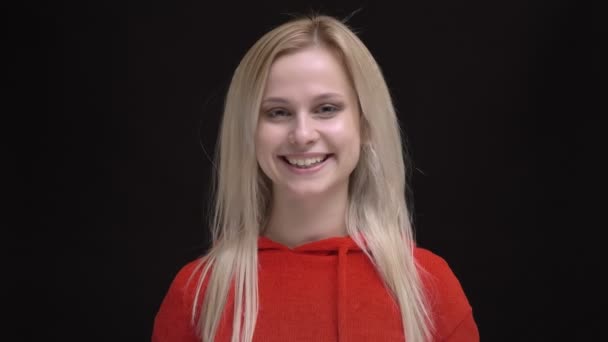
280, 153, 331, 158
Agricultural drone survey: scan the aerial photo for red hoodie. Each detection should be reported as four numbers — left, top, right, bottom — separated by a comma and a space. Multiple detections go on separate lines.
152, 235, 479, 341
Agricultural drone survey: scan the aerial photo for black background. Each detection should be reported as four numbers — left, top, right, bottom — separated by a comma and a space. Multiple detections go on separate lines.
13, 0, 600, 341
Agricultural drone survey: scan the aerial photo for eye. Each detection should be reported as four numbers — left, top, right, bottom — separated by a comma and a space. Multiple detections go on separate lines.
266, 108, 290, 118
316, 104, 340, 116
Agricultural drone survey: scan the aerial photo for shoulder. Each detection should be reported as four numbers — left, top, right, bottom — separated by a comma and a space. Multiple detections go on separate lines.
414, 247, 459, 283
152, 258, 207, 342
164, 257, 211, 310
414, 247, 469, 310
170, 258, 208, 293
414, 247, 479, 341
159, 257, 207, 306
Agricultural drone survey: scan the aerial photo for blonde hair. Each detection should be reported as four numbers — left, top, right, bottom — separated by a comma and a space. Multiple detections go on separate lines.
191, 14, 434, 342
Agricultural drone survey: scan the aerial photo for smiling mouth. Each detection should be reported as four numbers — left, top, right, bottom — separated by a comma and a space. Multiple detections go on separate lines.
280, 154, 333, 169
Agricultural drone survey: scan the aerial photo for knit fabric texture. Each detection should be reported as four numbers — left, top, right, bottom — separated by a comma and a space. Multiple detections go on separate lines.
152, 235, 479, 341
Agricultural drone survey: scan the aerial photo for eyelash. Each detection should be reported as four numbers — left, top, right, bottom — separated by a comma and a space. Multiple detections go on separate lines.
265, 104, 341, 118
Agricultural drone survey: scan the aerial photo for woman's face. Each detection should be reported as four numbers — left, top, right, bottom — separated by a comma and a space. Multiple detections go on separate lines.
255, 46, 361, 199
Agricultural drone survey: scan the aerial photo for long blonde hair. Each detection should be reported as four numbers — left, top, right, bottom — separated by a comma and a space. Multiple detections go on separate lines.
191, 14, 434, 342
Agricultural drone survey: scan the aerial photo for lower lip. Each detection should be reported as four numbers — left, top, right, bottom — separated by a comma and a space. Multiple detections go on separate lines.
280, 155, 332, 175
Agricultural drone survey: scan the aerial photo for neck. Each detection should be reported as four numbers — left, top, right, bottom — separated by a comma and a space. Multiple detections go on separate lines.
263, 186, 349, 248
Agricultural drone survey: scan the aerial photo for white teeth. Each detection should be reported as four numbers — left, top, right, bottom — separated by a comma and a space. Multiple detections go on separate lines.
285, 156, 325, 167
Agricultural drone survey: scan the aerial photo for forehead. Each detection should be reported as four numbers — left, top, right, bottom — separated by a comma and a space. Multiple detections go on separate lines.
263, 47, 354, 98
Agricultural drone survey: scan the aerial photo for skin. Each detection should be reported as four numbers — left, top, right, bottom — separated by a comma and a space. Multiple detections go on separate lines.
255, 46, 362, 248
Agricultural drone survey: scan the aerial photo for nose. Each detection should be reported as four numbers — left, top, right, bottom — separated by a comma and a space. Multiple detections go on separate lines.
289, 113, 319, 146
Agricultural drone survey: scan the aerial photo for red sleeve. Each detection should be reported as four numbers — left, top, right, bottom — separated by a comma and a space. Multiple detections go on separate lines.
152, 260, 204, 342
444, 312, 479, 342
415, 248, 480, 342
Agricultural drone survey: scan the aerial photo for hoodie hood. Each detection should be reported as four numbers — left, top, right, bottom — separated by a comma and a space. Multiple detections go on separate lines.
258, 234, 365, 342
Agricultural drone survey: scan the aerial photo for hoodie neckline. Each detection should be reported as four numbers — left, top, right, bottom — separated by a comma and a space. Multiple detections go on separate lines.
258, 234, 363, 253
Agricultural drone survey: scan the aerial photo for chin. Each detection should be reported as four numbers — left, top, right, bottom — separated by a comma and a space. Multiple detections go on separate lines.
287, 187, 328, 198
280, 182, 332, 198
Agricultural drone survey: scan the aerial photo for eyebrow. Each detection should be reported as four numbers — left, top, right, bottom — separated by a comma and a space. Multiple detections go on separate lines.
261, 92, 344, 104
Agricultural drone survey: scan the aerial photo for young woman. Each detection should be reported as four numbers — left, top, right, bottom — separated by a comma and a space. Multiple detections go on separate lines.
153, 14, 479, 342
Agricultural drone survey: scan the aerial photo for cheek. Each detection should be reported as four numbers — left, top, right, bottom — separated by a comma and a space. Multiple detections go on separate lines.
255, 126, 280, 164
334, 125, 361, 169
326, 117, 361, 150
254, 137, 272, 180
254, 129, 265, 164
